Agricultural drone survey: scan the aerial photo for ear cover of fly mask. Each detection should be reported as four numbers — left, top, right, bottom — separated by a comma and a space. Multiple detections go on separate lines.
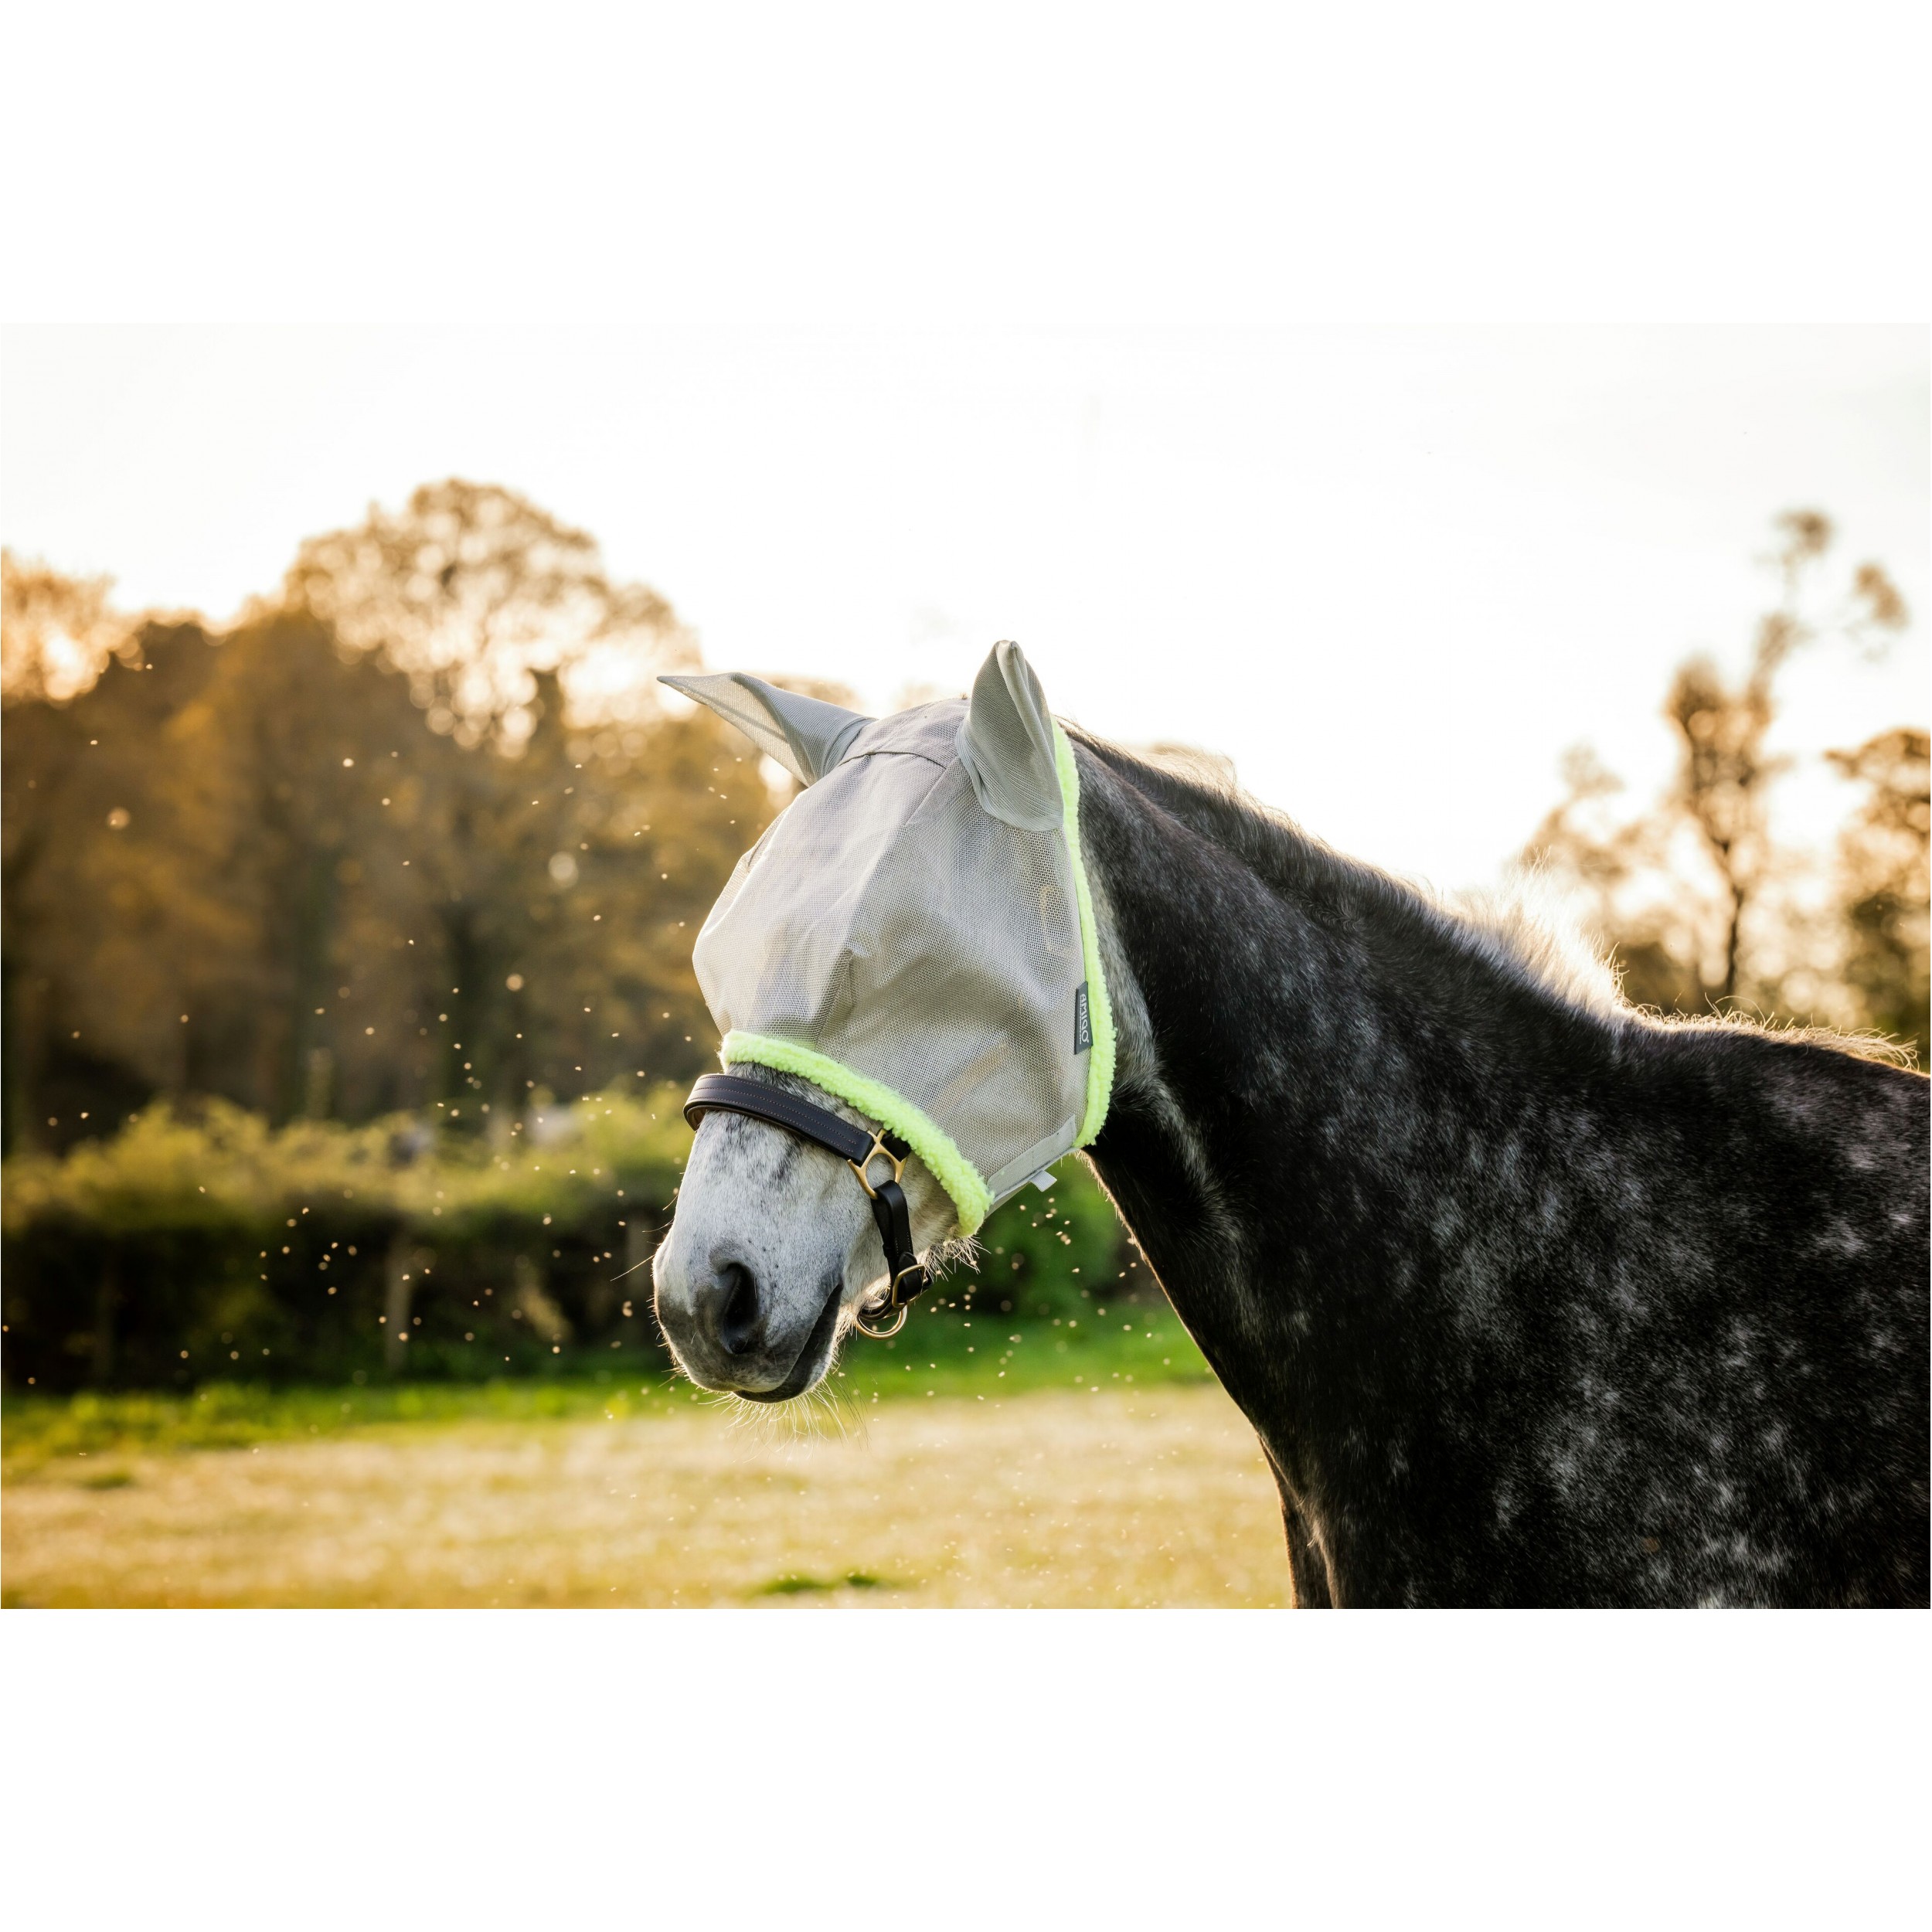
954, 639, 1063, 830
658, 672, 872, 785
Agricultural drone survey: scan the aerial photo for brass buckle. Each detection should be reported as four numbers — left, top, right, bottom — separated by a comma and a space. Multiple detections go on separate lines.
852, 1263, 921, 1341
847, 1128, 917, 1338
846, 1130, 907, 1199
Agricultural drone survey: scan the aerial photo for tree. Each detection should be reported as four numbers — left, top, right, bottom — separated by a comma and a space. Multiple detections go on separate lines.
1526, 511, 1920, 1050
1, 552, 138, 704
1828, 727, 1930, 1061
282, 479, 696, 748
274, 480, 750, 1126
1663, 512, 1906, 1003
2, 489, 781, 1145
2, 569, 229, 1152
161, 606, 439, 1121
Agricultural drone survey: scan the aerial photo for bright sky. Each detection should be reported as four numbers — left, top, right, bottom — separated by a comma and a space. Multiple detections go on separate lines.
3, 324, 1924, 890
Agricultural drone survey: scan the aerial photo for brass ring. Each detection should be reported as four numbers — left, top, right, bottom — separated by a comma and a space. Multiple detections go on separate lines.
852, 1296, 908, 1340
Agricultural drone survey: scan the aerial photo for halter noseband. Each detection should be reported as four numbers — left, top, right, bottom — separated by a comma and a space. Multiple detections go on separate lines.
682, 1072, 930, 1339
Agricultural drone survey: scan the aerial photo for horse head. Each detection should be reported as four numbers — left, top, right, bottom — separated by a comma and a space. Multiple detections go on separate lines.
650, 642, 1114, 1400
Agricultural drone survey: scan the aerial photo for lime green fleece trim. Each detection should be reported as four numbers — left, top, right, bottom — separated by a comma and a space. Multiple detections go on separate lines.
719, 1029, 995, 1237
1053, 723, 1117, 1145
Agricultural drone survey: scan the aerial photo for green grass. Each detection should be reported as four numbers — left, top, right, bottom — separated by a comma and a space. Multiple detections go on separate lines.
756, 1570, 895, 1595
0, 1377, 666, 1475
826, 1298, 1210, 1406
2, 1301, 1213, 1475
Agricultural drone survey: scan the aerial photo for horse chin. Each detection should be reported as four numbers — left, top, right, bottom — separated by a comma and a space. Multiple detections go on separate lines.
719, 1277, 846, 1404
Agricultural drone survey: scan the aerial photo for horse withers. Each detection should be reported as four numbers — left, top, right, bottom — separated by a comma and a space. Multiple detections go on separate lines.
652, 644, 1930, 1607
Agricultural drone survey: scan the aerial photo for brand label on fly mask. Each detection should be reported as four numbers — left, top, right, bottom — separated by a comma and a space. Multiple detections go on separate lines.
1074, 981, 1093, 1055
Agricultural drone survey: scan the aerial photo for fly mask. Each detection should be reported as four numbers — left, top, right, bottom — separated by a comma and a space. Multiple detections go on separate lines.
662, 641, 1116, 1335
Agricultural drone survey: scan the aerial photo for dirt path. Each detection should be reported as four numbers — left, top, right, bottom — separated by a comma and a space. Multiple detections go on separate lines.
2, 1384, 1290, 1607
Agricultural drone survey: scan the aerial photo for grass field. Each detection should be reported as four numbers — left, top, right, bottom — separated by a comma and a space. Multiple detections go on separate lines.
2, 1306, 1292, 1607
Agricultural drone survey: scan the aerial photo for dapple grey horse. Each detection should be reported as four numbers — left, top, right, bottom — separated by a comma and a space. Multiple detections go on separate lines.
655, 646, 1930, 1606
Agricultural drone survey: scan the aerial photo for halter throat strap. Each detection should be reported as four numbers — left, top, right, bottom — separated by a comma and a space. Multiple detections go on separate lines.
682, 1072, 930, 1332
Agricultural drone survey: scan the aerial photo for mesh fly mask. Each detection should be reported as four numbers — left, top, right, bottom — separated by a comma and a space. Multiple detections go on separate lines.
662, 641, 1116, 1336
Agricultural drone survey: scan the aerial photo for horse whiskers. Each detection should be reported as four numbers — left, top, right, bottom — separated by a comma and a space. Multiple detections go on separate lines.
925, 1233, 981, 1277
706, 1374, 866, 1446
785, 1375, 866, 1444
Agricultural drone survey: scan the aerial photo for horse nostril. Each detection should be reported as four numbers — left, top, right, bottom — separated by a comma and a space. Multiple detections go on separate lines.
714, 1260, 762, 1355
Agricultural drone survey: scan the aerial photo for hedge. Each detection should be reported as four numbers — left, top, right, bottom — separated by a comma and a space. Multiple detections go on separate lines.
1, 1087, 1132, 1391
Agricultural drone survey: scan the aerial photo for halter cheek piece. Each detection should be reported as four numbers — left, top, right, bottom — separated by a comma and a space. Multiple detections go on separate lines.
682, 1073, 930, 1340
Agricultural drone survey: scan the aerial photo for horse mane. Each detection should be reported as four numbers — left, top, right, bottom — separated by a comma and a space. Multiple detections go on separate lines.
1078, 729, 1918, 1070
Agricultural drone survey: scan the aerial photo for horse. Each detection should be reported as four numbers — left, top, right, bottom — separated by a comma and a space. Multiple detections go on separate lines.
652, 644, 1930, 1606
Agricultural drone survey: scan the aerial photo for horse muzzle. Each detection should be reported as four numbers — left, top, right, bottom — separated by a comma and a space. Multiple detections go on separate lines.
652, 1243, 845, 1400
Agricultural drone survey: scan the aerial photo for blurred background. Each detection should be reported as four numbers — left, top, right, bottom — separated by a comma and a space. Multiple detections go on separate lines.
2, 324, 1924, 1606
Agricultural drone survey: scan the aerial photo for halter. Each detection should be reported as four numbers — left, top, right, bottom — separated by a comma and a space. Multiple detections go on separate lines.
682, 1072, 929, 1339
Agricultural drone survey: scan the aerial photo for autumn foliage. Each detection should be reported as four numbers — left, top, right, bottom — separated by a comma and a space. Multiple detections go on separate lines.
3, 482, 770, 1151
1524, 511, 1925, 1061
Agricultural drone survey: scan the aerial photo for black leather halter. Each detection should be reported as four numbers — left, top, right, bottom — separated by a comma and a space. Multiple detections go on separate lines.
682, 1071, 930, 1337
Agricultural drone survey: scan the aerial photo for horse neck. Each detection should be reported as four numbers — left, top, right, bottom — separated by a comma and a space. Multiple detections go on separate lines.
1074, 739, 1612, 1464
